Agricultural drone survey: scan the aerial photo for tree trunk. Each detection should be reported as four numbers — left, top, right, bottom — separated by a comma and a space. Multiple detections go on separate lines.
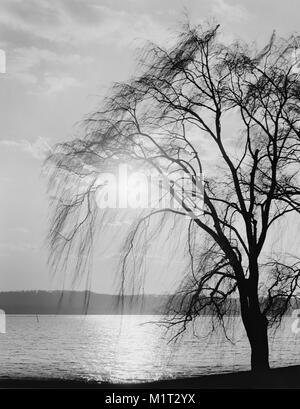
238, 263, 270, 373
243, 311, 270, 373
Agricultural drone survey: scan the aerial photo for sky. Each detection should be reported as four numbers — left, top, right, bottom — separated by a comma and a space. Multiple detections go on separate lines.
0, 0, 300, 293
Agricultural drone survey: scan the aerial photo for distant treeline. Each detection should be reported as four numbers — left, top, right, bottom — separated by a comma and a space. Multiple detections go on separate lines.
0, 291, 169, 314
0, 291, 298, 315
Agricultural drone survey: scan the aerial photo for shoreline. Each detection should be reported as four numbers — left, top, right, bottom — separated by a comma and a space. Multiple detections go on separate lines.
0, 365, 300, 388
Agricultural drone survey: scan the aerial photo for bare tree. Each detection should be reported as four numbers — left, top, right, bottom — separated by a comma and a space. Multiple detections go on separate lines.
46, 23, 300, 373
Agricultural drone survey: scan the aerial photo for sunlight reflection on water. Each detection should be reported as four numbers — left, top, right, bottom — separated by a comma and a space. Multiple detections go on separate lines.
0, 315, 298, 383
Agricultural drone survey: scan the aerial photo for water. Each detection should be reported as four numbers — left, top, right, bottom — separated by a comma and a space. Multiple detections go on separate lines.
0, 315, 299, 383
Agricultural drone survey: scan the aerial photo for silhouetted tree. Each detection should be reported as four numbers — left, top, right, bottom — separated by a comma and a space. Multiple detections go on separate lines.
47, 24, 300, 373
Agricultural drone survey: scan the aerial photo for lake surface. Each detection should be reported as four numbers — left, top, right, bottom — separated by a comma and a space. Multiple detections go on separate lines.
0, 315, 299, 383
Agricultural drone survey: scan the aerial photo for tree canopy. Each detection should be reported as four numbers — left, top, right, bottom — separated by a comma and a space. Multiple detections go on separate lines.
47, 23, 300, 371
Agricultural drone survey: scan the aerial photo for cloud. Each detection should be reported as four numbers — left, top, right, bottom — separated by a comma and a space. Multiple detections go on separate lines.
0, 0, 171, 48
41, 73, 83, 95
0, 136, 52, 160
11, 46, 92, 69
211, 0, 249, 23
8, 227, 30, 234
9, 46, 93, 86
0, 1, 171, 94
4, 0, 61, 27
0, 176, 12, 184
0, 242, 37, 254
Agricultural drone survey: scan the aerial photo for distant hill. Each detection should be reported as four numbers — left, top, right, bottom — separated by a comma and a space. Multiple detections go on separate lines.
0, 291, 170, 315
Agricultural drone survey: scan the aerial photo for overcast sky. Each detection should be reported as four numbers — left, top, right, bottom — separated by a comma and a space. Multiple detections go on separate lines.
0, 0, 299, 293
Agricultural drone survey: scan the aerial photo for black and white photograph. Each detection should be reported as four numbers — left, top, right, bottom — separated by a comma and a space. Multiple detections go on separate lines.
1, 0, 300, 395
